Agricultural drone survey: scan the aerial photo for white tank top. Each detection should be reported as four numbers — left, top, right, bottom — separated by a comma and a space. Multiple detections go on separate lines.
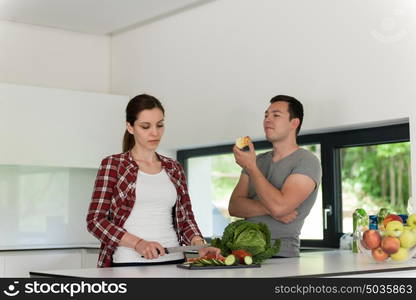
112, 169, 183, 263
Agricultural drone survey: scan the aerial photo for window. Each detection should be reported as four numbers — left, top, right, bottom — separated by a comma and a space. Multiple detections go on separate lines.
178, 123, 410, 248
320, 123, 410, 246
341, 142, 411, 233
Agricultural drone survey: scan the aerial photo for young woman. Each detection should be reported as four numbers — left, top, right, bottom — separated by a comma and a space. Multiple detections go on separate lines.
86, 94, 221, 267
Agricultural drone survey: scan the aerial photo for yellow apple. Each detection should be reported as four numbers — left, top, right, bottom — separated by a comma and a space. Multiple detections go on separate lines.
390, 247, 409, 262
385, 220, 404, 237
399, 231, 415, 249
407, 214, 416, 228
411, 228, 416, 246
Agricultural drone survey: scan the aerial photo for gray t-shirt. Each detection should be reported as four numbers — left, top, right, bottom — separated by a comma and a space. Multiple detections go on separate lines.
243, 148, 322, 257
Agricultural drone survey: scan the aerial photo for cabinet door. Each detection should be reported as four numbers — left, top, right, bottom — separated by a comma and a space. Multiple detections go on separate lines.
81, 249, 100, 268
4, 250, 82, 277
0, 256, 5, 277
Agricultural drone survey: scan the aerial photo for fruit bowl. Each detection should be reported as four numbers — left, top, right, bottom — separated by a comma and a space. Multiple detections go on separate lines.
357, 226, 416, 263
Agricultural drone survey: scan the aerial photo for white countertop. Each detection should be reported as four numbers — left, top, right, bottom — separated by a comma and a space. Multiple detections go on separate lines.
0, 244, 100, 251
30, 250, 416, 278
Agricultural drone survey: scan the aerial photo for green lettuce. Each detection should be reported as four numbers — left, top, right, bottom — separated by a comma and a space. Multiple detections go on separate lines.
211, 220, 280, 264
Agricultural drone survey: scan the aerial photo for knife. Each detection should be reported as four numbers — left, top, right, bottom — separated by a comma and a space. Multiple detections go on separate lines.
164, 245, 208, 254
141, 245, 208, 257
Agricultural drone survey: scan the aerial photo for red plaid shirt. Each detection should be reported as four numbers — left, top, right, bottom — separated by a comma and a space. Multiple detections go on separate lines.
86, 151, 203, 267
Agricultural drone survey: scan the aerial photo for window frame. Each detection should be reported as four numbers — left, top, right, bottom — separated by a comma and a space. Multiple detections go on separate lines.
177, 122, 410, 248
321, 123, 410, 247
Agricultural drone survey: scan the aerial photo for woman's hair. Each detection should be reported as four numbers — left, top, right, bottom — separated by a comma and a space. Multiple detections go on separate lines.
122, 94, 165, 152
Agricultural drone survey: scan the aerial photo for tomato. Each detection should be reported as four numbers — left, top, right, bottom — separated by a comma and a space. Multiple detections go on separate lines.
231, 250, 252, 263
205, 254, 217, 260
187, 257, 200, 262
216, 256, 225, 261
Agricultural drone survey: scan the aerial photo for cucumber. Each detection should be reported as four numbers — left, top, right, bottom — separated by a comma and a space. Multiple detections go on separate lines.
213, 259, 224, 266
243, 255, 253, 265
224, 254, 237, 266
199, 259, 212, 265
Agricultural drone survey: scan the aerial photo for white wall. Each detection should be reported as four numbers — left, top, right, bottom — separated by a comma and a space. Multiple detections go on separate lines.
0, 21, 110, 93
111, 0, 416, 209
111, 0, 416, 148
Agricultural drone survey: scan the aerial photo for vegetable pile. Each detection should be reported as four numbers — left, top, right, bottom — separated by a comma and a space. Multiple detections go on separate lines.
184, 254, 226, 267
211, 220, 280, 264
184, 250, 254, 267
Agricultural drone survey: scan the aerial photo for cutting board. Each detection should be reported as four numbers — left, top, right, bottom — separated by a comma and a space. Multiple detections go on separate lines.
177, 263, 261, 270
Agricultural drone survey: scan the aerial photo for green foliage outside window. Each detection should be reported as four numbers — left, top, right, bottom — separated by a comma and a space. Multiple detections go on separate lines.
341, 142, 411, 214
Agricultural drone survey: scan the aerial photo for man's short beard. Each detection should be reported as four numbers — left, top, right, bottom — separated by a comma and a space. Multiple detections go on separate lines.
266, 132, 290, 143
266, 135, 280, 143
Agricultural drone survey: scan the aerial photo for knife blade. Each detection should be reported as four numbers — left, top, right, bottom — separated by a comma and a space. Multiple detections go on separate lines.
164, 245, 208, 254
140, 245, 209, 258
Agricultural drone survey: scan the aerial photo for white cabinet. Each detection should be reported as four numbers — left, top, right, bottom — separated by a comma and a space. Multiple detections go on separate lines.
3, 250, 81, 277
0, 83, 129, 251
81, 248, 100, 268
0, 83, 128, 168
0, 256, 5, 277
1, 248, 100, 277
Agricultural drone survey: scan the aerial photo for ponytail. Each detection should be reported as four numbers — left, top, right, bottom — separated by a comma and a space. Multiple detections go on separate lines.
122, 130, 135, 152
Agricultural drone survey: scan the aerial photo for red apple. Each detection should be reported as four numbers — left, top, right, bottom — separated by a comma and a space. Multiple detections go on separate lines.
383, 214, 403, 228
362, 229, 382, 249
371, 247, 389, 262
381, 236, 400, 254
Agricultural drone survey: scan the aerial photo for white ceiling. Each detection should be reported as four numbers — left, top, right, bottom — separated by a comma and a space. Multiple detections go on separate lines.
0, 0, 215, 35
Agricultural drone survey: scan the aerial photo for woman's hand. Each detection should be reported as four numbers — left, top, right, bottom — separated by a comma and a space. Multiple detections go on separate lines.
134, 239, 166, 259
198, 247, 224, 259
191, 236, 223, 259
191, 236, 206, 246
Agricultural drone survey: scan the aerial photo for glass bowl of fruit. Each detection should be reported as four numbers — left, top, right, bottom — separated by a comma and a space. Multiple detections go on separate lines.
358, 215, 416, 263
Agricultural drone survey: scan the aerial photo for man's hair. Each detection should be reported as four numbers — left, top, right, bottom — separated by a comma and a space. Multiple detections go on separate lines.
270, 95, 303, 135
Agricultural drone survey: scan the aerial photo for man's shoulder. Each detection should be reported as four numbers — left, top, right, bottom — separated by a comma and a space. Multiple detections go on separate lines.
296, 148, 321, 164
292, 149, 322, 182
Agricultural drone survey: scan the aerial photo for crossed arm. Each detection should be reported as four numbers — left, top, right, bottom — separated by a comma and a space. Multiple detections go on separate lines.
228, 172, 315, 222
228, 143, 316, 223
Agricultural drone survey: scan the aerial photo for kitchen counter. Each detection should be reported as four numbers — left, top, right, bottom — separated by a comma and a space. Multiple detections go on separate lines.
0, 244, 100, 252
30, 250, 416, 278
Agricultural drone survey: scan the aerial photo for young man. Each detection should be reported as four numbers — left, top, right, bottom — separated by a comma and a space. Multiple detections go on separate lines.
229, 95, 322, 257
